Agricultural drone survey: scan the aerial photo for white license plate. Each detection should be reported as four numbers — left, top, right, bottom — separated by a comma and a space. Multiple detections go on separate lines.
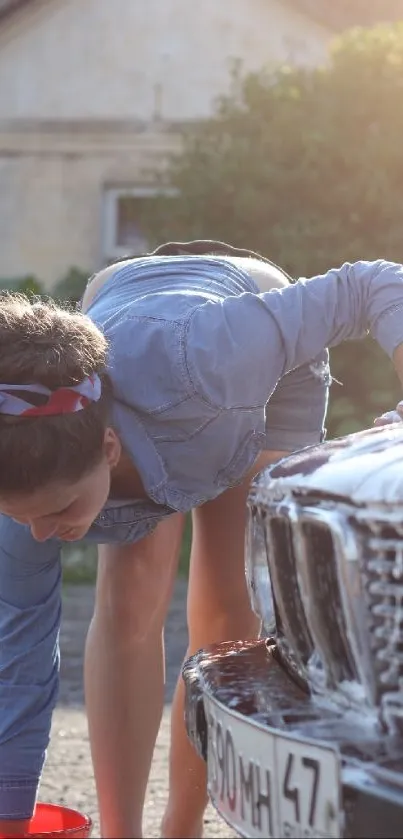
204, 693, 341, 838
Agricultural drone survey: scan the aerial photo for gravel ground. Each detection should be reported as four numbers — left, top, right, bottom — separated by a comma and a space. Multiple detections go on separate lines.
39, 580, 236, 838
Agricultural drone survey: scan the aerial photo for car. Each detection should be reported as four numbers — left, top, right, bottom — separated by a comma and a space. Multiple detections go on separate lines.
183, 424, 403, 839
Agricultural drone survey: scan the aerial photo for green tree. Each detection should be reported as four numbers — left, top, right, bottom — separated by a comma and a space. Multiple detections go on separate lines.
0, 275, 44, 296
52, 266, 90, 305
151, 24, 403, 436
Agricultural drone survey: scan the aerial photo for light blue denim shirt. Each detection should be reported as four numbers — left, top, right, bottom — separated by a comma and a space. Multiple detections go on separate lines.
2, 255, 403, 817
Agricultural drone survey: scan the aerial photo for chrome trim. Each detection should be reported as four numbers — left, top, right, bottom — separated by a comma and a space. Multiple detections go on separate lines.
263, 498, 313, 679
248, 486, 403, 723
296, 505, 377, 704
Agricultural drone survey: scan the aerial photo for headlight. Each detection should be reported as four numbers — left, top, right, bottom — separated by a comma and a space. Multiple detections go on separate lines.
245, 505, 276, 635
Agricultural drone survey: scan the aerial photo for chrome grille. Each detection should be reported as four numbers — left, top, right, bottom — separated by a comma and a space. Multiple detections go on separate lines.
355, 519, 403, 726
266, 516, 313, 670
299, 520, 356, 685
251, 489, 403, 721
264, 509, 359, 690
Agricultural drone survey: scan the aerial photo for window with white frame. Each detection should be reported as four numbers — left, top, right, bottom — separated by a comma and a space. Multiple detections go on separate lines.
101, 186, 178, 264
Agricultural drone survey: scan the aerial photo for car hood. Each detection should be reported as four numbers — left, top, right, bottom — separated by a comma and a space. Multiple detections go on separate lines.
257, 423, 403, 506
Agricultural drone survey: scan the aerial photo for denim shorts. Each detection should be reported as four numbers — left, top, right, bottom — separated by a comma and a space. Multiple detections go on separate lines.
86, 498, 175, 544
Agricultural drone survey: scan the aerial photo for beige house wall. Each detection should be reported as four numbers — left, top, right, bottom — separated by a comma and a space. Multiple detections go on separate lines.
0, 122, 180, 286
0, 0, 332, 287
0, 0, 331, 121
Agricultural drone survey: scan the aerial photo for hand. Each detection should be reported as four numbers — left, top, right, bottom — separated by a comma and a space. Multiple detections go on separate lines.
374, 401, 403, 427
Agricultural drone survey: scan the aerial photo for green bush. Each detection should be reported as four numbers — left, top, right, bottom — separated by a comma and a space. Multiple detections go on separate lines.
0, 274, 44, 296
0, 266, 89, 304
149, 23, 403, 436
52, 267, 90, 304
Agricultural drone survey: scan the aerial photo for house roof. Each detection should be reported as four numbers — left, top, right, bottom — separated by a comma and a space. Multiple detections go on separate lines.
0, 0, 33, 22
1, 0, 403, 30
285, 0, 403, 31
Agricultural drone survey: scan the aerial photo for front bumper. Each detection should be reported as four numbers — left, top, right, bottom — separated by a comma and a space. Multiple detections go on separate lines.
183, 639, 403, 839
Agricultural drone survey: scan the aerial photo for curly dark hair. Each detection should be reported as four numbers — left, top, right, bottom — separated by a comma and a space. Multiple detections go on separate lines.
0, 293, 113, 495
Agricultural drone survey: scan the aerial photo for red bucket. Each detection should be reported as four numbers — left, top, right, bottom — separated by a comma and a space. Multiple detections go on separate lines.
0, 803, 92, 838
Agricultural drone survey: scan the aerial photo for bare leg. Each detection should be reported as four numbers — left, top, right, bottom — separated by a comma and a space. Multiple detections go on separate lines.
160, 264, 290, 837
84, 513, 184, 838
161, 479, 260, 838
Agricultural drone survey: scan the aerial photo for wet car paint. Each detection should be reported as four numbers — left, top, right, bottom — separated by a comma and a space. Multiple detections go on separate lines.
184, 424, 403, 837
183, 640, 403, 838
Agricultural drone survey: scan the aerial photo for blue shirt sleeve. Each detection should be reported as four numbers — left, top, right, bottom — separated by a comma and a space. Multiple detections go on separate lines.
263, 351, 330, 450
0, 517, 61, 819
185, 260, 403, 444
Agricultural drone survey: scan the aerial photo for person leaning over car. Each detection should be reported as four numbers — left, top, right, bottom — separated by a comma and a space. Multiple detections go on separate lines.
1, 240, 403, 838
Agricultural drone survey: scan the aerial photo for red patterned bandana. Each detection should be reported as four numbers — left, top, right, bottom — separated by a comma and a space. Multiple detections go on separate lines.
0, 374, 102, 417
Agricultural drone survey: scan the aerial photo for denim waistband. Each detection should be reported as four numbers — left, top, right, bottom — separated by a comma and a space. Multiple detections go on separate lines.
83, 499, 174, 544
